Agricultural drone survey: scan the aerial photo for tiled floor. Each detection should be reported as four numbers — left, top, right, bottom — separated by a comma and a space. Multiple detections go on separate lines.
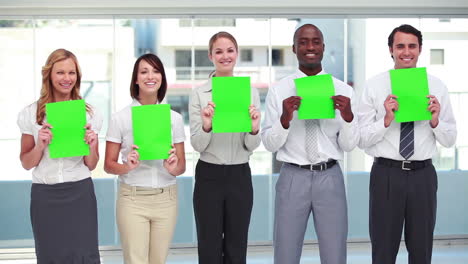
1, 241, 467, 263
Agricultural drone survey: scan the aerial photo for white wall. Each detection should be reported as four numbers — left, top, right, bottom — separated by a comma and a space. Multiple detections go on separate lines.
1, 0, 468, 16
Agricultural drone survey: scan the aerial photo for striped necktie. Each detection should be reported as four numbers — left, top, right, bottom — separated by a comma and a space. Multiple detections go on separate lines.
305, 119, 319, 163
399, 121, 414, 160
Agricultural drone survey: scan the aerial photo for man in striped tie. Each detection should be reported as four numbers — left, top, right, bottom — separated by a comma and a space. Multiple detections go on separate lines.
357, 24, 457, 264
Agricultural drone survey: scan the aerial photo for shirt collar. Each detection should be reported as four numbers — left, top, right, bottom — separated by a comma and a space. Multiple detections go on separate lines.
131, 99, 141, 107
131, 98, 160, 106
196, 80, 213, 93
295, 68, 327, 78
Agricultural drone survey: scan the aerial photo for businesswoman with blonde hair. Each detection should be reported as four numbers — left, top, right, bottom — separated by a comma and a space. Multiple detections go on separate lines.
17, 48, 102, 263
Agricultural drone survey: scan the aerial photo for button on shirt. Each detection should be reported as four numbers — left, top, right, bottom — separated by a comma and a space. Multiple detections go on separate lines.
189, 80, 261, 165
261, 70, 359, 165
357, 71, 457, 160
17, 102, 103, 184
106, 100, 185, 188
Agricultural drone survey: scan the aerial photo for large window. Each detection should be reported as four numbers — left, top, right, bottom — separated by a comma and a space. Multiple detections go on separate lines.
1, 17, 467, 250
175, 49, 212, 80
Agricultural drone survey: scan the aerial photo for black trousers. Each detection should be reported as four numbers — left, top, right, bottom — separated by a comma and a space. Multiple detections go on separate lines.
193, 160, 253, 264
369, 161, 437, 264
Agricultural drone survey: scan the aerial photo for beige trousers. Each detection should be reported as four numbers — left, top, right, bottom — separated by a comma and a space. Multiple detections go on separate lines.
117, 183, 178, 264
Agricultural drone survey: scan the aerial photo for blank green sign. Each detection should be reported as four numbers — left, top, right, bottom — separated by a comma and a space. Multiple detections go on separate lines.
212, 76, 251, 133
390, 67, 431, 123
45, 99, 89, 158
132, 104, 172, 160
294, 74, 335, 119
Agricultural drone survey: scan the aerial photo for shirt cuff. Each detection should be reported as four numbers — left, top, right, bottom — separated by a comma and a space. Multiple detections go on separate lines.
342, 115, 357, 128
374, 116, 389, 138
431, 119, 442, 130
431, 119, 451, 134
272, 118, 290, 138
244, 132, 261, 149
191, 129, 212, 151
173, 136, 186, 144
105, 136, 121, 144
20, 130, 33, 135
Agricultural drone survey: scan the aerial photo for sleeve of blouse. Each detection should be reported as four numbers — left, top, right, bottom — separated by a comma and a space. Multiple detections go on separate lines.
106, 113, 122, 144
89, 105, 103, 134
17, 105, 33, 135
172, 112, 186, 144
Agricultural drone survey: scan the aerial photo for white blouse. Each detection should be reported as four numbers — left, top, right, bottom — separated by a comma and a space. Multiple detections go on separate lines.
106, 99, 186, 188
17, 101, 103, 184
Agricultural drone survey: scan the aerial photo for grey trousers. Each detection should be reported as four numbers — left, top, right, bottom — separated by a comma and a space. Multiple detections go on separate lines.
274, 162, 348, 264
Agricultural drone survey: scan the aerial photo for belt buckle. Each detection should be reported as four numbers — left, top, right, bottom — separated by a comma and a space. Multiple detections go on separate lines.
322, 162, 328, 171
402, 161, 411, 171
311, 163, 327, 171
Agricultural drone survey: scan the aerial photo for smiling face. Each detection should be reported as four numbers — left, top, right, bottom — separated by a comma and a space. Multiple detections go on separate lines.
293, 25, 324, 75
136, 59, 162, 97
209, 37, 238, 77
50, 58, 77, 99
390, 31, 421, 69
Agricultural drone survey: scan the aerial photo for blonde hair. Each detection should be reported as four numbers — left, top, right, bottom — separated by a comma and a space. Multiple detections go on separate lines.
36, 49, 91, 124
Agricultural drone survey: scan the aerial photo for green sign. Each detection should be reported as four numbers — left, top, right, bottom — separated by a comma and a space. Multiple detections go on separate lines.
294, 74, 335, 119
46, 99, 89, 158
132, 104, 172, 160
390, 67, 431, 122
212, 76, 252, 133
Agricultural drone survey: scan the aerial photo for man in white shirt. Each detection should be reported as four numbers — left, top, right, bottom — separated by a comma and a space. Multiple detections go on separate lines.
357, 24, 457, 264
262, 23, 359, 264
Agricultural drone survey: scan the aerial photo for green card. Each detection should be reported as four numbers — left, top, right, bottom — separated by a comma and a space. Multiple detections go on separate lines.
212, 76, 252, 133
45, 99, 89, 158
294, 74, 335, 119
390, 67, 431, 123
132, 104, 172, 160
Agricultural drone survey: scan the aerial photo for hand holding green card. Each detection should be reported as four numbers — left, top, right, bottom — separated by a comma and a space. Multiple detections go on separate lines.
212, 76, 252, 133
45, 99, 89, 158
132, 104, 172, 160
390, 67, 431, 123
294, 74, 335, 119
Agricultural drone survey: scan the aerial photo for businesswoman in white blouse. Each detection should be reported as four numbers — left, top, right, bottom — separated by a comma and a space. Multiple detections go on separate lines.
104, 53, 186, 264
17, 49, 102, 263
189, 31, 261, 264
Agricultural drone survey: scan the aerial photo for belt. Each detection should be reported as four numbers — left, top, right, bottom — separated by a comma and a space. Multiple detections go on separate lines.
375, 157, 432, 171
288, 160, 337, 171
120, 183, 169, 196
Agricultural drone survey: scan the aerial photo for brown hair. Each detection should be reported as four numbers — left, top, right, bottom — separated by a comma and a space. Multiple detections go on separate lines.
129, 53, 168, 103
388, 24, 422, 48
36, 48, 91, 124
208, 31, 238, 55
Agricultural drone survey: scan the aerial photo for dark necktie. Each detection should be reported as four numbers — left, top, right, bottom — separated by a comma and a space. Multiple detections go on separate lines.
399, 121, 414, 160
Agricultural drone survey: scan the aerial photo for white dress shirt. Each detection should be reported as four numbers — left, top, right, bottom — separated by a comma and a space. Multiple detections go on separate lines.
17, 101, 103, 184
261, 69, 359, 165
189, 80, 261, 165
357, 71, 457, 160
106, 99, 185, 188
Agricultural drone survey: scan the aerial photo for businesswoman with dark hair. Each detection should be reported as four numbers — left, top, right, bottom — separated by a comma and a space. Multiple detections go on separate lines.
105, 53, 186, 264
